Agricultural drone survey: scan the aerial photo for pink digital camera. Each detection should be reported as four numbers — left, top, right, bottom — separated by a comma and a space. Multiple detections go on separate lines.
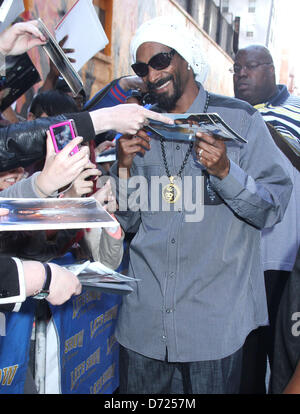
49, 119, 79, 155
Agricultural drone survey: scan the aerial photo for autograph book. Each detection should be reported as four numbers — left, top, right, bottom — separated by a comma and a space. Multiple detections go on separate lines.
147, 113, 248, 144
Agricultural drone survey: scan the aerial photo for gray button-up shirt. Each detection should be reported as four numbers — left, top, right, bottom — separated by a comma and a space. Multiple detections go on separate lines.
111, 85, 292, 362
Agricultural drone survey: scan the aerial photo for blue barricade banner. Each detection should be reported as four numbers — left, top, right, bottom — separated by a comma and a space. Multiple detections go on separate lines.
0, 299, 36, 394
50, 288, 121, 394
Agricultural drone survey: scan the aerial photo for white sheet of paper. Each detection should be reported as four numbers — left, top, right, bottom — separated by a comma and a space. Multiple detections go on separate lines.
55, 0, 108, 71
0, 0, 24, 32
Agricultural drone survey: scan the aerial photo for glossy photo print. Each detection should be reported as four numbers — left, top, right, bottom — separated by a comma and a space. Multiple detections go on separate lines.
0, 197, 116, 230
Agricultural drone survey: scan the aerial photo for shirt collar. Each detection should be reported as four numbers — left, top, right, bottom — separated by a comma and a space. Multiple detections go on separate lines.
186, 82, 206, 113
267, 84, 290, 106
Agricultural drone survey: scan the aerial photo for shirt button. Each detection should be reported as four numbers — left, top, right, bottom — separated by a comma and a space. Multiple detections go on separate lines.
166, 308, 173, 313
176, 145, 180, 150
162, 335, 167, 340
171, 238, 176, 244
169, 272, 175, 278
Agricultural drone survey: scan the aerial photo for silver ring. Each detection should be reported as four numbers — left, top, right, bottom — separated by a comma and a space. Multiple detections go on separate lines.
198, 149, 203, 157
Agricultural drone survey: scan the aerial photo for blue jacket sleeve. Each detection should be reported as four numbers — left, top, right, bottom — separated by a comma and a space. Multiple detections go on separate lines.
84, 80, 132, 111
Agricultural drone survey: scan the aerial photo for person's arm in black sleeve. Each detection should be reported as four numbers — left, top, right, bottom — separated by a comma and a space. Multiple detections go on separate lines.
0, 105, 173, 172
0, 111, 94, 172
0, 257, 25, 312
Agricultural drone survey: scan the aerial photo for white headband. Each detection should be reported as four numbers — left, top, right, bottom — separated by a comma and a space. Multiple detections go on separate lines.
130, 16, 209, 84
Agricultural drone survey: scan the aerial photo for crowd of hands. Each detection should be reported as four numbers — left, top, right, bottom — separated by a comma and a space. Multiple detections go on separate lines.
0, 20, 227, 307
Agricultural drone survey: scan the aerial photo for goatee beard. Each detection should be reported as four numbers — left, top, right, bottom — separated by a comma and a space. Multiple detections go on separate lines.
147, 75, 182, 111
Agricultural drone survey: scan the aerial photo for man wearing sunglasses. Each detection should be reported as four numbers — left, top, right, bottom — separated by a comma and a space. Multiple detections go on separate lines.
233, 45, 300, 394
109, 17, 292, 394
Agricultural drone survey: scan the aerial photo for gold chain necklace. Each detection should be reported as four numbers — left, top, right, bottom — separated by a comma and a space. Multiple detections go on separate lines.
160, 92, 210, 203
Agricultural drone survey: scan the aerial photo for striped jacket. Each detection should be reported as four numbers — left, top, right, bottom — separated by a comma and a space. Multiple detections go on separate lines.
254, 84, 300, 156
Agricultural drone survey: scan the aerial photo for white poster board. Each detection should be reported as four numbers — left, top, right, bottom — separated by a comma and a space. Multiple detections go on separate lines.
55, 0, 108, 71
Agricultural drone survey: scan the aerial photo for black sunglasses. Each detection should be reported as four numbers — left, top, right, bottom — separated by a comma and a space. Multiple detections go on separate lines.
131, 49, 176, 77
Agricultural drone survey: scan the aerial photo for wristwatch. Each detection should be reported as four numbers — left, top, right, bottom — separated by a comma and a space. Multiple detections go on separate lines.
33, 263, 52, 300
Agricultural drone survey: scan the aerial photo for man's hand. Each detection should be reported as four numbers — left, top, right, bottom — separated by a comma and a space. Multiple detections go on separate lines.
48, 35, 75, 79
0, 20, 46, 56
117, 130, 151, 178
194, 132, 230, 179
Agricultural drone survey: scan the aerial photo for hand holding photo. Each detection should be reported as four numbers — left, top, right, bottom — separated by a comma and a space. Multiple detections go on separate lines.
146, 113, 248, 144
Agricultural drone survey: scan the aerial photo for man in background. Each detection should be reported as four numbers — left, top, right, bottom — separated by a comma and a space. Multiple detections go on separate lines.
233, 45, 300, 158
233, 44, 300, 394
